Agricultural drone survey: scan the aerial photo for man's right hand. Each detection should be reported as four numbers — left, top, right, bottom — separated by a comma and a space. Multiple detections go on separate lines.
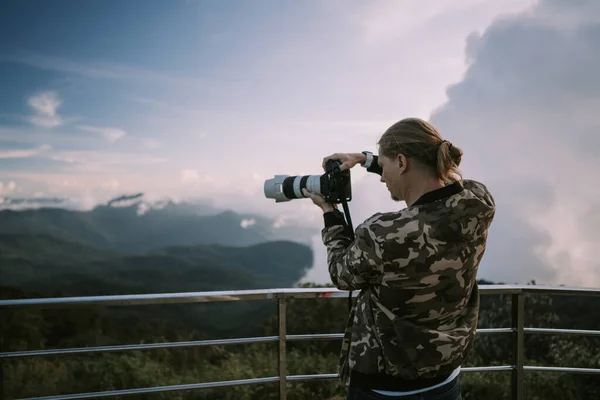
322, 153, 366, 171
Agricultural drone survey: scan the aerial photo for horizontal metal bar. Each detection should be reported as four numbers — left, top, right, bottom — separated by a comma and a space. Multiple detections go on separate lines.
287, 333, 344, 341
462, 365, 514, 372
1, 336, 279, 359
524, 366, 600, 375
0, 288, 353, 309
477, 285, 600, 297
0, 289, 286, 309
2, 285, 599, 309
16, 377, 280, 400
5, 326, 594, 360
288, 374, 339, 381
2, 329, 514, 359
461, 365, 600, 374
516, 286, 600, 297
477, 328, 514, 334
525, 328, 600, 336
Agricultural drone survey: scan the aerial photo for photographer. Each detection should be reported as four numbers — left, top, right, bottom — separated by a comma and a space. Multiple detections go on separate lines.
303, 118, 495, 400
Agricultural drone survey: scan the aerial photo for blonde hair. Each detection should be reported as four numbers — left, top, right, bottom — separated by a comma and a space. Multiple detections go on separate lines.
377, 118, 463, 184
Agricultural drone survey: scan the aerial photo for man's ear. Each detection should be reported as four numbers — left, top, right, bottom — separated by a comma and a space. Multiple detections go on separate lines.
396, 153, 407, 173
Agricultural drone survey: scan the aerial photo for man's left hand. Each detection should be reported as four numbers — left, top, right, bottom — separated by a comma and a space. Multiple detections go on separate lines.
302, 189, 336, 213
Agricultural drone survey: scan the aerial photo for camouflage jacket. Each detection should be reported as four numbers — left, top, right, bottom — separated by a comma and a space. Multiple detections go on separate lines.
321, 174, 495, 390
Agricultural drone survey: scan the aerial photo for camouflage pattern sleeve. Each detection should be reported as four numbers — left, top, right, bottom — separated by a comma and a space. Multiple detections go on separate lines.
322, 214, 385, 290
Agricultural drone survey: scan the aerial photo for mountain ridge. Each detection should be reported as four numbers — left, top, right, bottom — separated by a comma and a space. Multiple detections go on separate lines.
0, 196, 315, 253
0, 233, 313, 296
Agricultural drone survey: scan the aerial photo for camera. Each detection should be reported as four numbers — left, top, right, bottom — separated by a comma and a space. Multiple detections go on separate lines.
264, 159, 352, 204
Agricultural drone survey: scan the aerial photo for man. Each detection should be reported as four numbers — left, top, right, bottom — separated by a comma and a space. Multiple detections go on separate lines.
303, 118, 496, 399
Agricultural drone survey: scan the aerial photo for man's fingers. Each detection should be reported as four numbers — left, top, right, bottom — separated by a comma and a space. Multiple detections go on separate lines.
303, 188, 320, 200
322, 154, 343, 170
303, 189, 318, 198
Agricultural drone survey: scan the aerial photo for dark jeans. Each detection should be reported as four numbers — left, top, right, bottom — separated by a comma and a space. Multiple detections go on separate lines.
347, 376, 462, 400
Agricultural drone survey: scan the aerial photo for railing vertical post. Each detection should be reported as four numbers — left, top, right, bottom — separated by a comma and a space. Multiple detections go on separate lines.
511, 293, 525, 400
278, 296, 287, 400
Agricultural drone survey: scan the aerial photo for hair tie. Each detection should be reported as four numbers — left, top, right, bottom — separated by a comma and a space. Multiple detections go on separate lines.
440, 140, 451, 148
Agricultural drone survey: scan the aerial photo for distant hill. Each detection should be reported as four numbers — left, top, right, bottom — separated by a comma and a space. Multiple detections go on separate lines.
0, 233, 314, 339
0, 234, 313, 296
0, 193, 319, 342
0, 196, 315, 252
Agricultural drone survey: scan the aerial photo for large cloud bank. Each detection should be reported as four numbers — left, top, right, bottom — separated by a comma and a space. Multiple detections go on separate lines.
429, 0, 600, 287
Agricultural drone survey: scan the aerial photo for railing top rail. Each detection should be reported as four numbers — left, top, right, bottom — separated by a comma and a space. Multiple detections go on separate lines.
1, 284, 599, 309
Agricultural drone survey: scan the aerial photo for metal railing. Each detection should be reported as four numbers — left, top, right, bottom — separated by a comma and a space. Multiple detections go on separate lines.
1, 284, 600, 400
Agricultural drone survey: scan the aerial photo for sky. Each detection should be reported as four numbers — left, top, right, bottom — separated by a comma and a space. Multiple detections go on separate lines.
1, 0, 599, 288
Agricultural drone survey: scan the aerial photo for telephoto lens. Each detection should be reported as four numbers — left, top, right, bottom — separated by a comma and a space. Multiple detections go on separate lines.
263, 174, 322, 202
264, 160, 351, 204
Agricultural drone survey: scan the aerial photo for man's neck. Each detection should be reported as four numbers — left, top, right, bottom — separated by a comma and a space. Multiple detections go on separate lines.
404, 178, 445, 207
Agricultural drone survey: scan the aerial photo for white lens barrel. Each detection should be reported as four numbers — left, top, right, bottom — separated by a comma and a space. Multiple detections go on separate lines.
306, 176, 321, 195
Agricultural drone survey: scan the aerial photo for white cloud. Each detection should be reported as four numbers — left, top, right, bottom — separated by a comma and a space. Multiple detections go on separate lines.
240, 218, 257, 228
0, 180, 17, 195
428, 0, 600, 287
0, 144, 51, 159
28, 92, 63, 128
77, 125, 126, 142
181, 169, 200, 183
272, 215, 287, 228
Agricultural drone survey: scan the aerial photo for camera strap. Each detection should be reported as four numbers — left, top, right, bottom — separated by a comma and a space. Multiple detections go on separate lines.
340, 197, 355, 312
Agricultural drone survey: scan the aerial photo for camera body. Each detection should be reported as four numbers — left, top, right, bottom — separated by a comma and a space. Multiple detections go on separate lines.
321, 159, 352, 204
264, 159, 352, 204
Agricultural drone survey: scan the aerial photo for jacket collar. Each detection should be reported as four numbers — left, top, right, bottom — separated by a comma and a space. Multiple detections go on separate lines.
412, 180, 464, 206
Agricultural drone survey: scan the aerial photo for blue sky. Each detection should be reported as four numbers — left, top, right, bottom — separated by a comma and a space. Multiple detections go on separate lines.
1, 1, 367, 201
2, 0, 600, 287
0, 0, 530, 209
